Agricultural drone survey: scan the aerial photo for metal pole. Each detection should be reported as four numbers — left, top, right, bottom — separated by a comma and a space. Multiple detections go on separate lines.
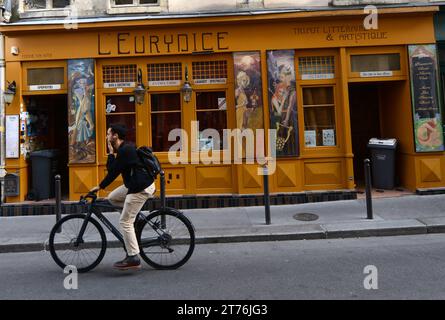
263, 165, 271, 225
55, 175, 62, 232
0, 34, 7, 205
160, 170, 166, 229
364, 159, 373, 220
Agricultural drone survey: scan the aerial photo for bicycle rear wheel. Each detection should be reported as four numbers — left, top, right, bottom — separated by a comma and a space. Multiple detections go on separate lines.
49, 214, 107, 273
137, 210, 195, 270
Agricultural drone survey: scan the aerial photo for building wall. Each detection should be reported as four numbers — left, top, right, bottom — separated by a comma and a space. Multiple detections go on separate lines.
1, 7, 441, 202
2, 2, 445, 202
11, 0, 440, 21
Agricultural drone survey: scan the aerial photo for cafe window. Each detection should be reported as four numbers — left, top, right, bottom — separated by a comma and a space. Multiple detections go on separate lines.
147, 63, 182, 86
151, 93, 182, 152
299, 56, 335, 80
351, 54, 401, 73
103, 64, 137, 88
196, 91, 227, 151
22, 0, 71, 10
303, 87, 336, 147
192, 61, 228, 85
105, 95, 136, 152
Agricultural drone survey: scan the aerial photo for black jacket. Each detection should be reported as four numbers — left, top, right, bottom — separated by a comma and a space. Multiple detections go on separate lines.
99, 142, 154, 194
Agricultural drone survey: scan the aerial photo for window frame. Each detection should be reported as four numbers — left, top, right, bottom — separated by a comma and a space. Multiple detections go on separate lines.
300, 84, 339, 152
22, 61, 67, 95
20, 0, 71, 13
296, 49, 339, 82
110, 0, 159, 7
347, 46, 407, 82
149, 91, 184, 156
103, 94, 138, 156
107, 0, 163, 14
194, 90, 229, 153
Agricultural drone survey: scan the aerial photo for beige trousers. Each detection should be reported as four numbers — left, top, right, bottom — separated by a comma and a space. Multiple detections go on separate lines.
108, 183, 156, 256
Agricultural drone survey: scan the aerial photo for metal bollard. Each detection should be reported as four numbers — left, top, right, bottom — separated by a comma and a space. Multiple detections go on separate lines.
364, 159, 373, 220
263, 164, 271, 225
160, 171, 166, 229
55, 175, 62, 232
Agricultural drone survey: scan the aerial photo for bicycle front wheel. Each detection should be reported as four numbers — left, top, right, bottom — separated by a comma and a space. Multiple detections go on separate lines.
137, 210, 195, 270
49, 214, 107, 273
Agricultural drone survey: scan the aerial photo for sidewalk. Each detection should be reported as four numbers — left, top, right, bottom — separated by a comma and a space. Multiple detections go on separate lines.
1, 193, 445, 253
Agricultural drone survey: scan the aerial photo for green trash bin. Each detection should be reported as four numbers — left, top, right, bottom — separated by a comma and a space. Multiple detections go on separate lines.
29, 149, 59, 201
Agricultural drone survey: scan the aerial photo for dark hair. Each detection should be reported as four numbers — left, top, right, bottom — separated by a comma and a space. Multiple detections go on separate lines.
109, 124, 127, 140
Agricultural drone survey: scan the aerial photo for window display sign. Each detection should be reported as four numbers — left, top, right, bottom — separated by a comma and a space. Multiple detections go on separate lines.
148, 80, 181, 87
322, 129, 336, 146
305, 130, 317, 147
267, 50, 299, 157
104, 82, 135, 88
29, 84, 62, 91
408, 44, 444, 152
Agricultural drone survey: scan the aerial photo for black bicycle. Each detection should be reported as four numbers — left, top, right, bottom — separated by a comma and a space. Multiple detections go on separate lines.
48, 171, 195, 273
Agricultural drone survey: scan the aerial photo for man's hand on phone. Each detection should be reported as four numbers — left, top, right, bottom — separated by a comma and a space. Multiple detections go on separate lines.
107, 138, 114, 155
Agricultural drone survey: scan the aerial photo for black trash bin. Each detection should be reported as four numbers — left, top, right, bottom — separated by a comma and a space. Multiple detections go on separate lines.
367, 138, 397, 190
29, 149, 59, 201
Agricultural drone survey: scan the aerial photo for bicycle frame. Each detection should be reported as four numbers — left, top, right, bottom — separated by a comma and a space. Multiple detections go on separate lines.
74, 201, 124, 248
74, 170, 168, 248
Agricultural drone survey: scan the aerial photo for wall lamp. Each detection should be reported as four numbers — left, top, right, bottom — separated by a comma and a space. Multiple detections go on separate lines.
133, 69, 146, 105
4, 81, 16, 105
181, 66, 193, 103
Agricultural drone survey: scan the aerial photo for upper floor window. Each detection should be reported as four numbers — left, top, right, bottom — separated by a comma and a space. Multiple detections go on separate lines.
23, 0, 70, 11
111, 0, 158, 6
108, 0, 162, 14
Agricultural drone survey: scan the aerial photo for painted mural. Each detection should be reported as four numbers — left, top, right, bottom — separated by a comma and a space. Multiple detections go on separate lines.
68, 59, 96, 164
409, 44, 444, 152
233, 52, 264, 131
267, 50, 299, 157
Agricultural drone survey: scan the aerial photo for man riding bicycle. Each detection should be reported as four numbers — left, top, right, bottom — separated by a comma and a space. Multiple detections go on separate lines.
90, 124, 155, 271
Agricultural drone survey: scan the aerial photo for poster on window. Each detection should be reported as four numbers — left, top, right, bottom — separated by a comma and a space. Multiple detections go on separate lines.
233, 52, 265, 158
304, 130, 317, 147
68, 59, 96, 164
233, 52, 264, 132
322, 129, 336, 146
267, 50, 299, 157
408, 44, 444, 152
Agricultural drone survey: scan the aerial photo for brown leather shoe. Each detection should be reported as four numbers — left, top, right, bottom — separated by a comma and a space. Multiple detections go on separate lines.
113, 255, 141, 271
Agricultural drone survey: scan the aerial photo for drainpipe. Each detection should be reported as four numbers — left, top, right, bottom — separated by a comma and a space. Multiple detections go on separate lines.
0, 33, 6, 204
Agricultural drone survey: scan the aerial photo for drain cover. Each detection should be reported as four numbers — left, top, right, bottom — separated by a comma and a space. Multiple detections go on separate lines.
293, 213, 319, 221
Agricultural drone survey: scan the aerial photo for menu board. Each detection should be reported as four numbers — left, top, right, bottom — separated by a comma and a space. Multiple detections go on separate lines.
408, 44, 444, 152
5, 115, 19, 158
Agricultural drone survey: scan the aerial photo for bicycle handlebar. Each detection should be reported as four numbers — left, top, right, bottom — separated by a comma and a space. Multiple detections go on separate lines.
80, 190, 98, 204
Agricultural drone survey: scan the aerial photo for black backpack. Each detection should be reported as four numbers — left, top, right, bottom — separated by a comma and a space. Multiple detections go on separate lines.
136, 146, 161, 180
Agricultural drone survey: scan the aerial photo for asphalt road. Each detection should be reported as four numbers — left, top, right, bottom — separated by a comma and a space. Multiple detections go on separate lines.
1, 234, 445, 300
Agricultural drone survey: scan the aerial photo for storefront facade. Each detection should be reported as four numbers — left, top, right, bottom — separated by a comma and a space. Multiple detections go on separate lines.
1, 6, 443, 203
